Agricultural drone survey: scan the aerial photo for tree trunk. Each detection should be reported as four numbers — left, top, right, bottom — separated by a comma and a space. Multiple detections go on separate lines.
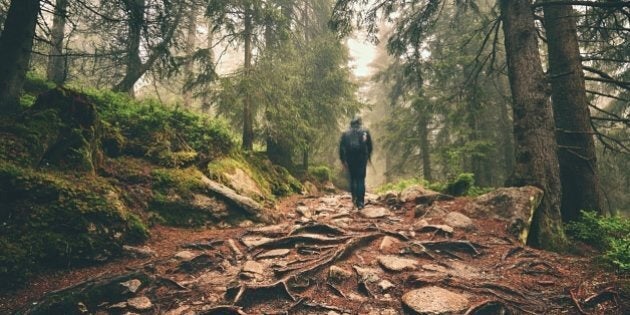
543, 1, 603, 221
500, 0, 567, 251
418, 115, 432, 181
183, 6, 198, 108
242, 8, 254, 151
0, 0, 40, 112
303, 149, 309, 171
114, 0, 145, 96
46, 0, 68, 86
201, 17, 215, 113
499, 100, 514, 181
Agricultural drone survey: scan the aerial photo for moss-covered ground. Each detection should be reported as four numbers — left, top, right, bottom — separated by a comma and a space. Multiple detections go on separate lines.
0, 75, 302, 289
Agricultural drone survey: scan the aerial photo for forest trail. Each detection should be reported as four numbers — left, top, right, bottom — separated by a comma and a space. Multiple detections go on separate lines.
2, 190, 625, 314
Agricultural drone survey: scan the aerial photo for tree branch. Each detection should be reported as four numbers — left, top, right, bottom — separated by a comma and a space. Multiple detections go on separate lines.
533, 1, 630, 9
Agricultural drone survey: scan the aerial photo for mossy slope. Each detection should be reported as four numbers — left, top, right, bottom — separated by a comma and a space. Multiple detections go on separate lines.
0, 79, 301, 289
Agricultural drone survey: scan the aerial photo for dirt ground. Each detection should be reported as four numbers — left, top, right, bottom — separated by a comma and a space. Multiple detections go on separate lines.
1, 192, 627, 314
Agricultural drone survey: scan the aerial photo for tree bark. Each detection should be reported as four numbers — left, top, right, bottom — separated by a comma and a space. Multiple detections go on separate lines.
201, 17, 215, 113
500, 0, 567, 251
418, 114, 432, 181
0, 0, 40, 112
543, 1, 603, 221
499, 100, 514, 181
242, 7, 254, 151
114, 0, 145, 96
113, 0, 181, 96
46, 0, 69, 86
183, 6, 198, 108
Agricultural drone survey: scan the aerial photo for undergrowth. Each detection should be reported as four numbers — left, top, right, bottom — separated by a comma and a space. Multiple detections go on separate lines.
566, 210, 630, 273
376, 173, 493, 197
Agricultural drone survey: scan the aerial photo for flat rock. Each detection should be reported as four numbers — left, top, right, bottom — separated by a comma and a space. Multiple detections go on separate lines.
416, 224, 454, 235
402, 286, 469, 314
400, 185, 440, 203
378, 279, 395, 291
320, 197, 339, 206
377, 255, 417, 272
445, 212, 474, 230
223, 167, 264, 200
122, 245, 157, 258
367, 308, 398, 315
360, 207, 392, 218
165, 305, 192, 315
242, 260, 264, 274
127, 296, 153, 311
353, 266, 381, 283
379, 236, 400, 252
120, 279, 142, 294
296, 206, 312, 218
329, 266, 353, 283
257, 249, 290, 259
421, 264, 449, 273
415, 204, 448, 218
174, 250, 196, 261
241, 236, 273, 248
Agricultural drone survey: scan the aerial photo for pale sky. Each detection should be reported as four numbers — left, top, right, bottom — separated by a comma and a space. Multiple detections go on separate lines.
347, 36, 378, 78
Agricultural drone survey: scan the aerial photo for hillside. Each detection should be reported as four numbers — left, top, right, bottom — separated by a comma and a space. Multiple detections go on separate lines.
0, 82, 304, 290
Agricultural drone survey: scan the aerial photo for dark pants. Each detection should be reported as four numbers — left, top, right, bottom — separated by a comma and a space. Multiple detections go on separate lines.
347, 157, 367, 207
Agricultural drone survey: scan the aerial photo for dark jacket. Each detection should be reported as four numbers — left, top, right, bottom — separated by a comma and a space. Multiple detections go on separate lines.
339, 126, 372, 165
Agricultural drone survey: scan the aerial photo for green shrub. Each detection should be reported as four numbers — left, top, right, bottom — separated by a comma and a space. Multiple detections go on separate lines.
376, 178, 425, 194
308, 165, 333, 183
567, 210, 630, 273
80, 88, 235, 162
443, 173, 474, 196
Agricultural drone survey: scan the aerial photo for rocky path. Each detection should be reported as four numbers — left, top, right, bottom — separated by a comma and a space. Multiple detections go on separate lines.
7, 189, 627, 314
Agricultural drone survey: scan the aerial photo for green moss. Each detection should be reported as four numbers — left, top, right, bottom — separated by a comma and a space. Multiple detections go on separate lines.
308, 165, 333, 183
375, 178, 425, 194
0, 163, 145, 289
207, 154, 302, 200
151, 167, 205, 195
149, 193, 213, 227
147, 167, 223, 227
125, 213, 150, 243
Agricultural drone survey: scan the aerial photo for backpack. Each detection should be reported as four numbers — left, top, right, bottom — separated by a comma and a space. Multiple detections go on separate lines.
347, 128, 368, 155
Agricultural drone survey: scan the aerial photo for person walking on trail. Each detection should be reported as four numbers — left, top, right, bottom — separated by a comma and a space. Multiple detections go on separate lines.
339, 115, 372, 209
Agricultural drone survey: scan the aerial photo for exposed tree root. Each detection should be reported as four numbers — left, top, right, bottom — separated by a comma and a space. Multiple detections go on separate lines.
252, 234, 352, 250
156, 276, 189, 291
229, 233, 382, 306
301, 300, 348, 313
200, 305, 248, 315
405, 241, 437, 260
227, 239, 244, 258
583, 287, 619, 308
416, 225, 454, 237
419, 240, 484, 256
231, 280, 295, 306
570, 288, 588, 314
464, 300, 514, 315
289, 222, 347, 236
181, 239, 224, 250
502, 246, 524, 261
327, 282, 346, 298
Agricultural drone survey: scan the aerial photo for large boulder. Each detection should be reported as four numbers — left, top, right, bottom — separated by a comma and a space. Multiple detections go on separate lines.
400, 185, 453, 205
467, 186, 543, 244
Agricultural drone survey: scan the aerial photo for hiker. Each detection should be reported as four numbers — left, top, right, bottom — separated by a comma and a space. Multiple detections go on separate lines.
339, 115, 372, 209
